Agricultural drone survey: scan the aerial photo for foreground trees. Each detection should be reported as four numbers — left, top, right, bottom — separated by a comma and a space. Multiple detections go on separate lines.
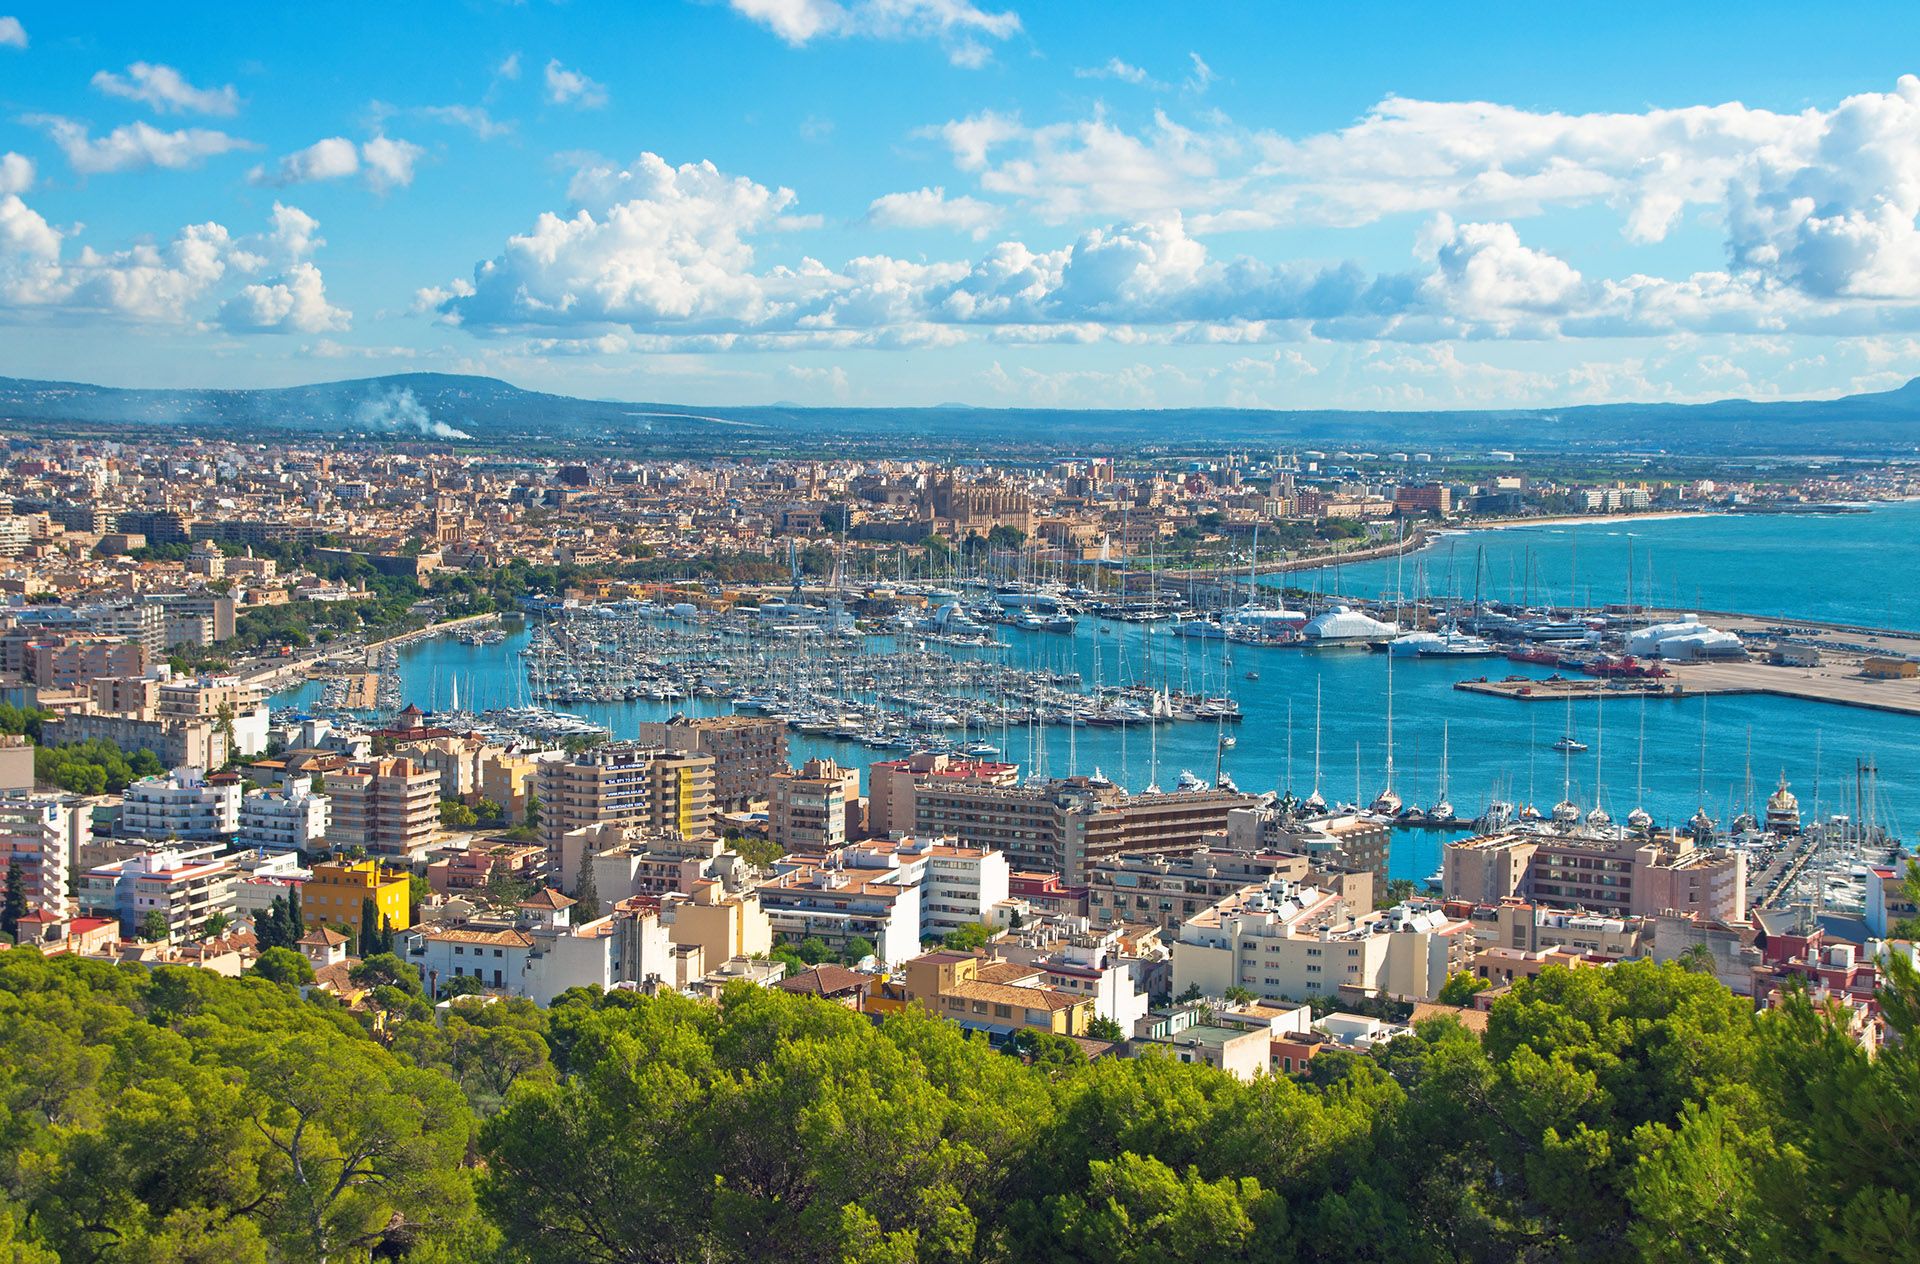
0, 946, 1915, 1262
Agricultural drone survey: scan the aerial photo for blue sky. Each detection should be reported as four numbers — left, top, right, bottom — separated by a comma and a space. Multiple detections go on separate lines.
6, 1, 1920, 410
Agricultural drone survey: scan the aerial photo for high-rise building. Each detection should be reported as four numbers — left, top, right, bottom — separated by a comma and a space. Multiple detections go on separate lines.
324, 756, 441, 860
1443, 826, 1747, 924
0, 792, 88, 917
635, 716, 787, 810
535, 744, 715, 854
769, 757, 862, 852
906, 775, 1251, 884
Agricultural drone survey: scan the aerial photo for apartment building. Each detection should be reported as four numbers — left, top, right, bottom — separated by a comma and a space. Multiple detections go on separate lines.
561, 822, 744, 902
769, 757, 862, 852
896, 950, 1095, 1038
154, 675, 268, 757
866, 752, 1019, 837
1443, 825, 1747, 923
535, 743, 715, 853
118, 766, 242, 841
1171, 879, 1472, 1005
756, 862, 922, 966
635, 715, 787, 810
0, 792, 88, 917
42, 711, 229, 770
303, 858, 413, 937
1224, 805, 1392, 883
238, 779, 331, 852
907, 774, 1252, 883
80, 845, 237, 942
910, 839, 1012, 935
1088, 846, 1315, 932
324, 756, 441, 859
0, 735, 31, 795
405, 894, 626, 1005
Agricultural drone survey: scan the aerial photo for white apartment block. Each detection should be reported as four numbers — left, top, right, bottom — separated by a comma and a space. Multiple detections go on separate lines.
238, 779, 330, 851
0, 792, 88, 918
80, 846, 238, 942
119, 767, 241, 842
1172, 879, 1471, 1006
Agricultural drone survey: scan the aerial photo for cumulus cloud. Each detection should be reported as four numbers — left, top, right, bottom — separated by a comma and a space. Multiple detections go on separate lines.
249, 135, 422, 191
252, 136, 360, 186
32, 116, 254, 174
728, 0, 1019, 66
420, 75, 1920, 361
361, 135, 425, 191
0, 16, 23, 48
0, 194, 342, 329
218, 262, 351, 333
867, 186, 1001, 239
544, 59, 607, 108
0, 152, 31, 196
91, 62, 240, 116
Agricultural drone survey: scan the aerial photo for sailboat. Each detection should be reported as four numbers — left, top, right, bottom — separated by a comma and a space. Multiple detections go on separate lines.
1552, 694, 1588, 753
1303, 678, 1327, 813
1369, 645, 1402, 816
1427, 722, 1455, 823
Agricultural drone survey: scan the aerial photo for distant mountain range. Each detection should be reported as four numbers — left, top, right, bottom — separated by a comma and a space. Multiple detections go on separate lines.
3, 370, 1919, 454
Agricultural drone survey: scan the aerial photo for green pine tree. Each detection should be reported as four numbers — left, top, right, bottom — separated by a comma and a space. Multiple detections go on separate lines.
1, 861, 27, 942
358, 897, 380, 957
573, 857, 600, 921
287, 887, 305, 939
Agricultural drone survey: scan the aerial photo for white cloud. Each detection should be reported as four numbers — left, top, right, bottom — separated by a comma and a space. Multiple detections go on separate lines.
497, 52, 522, 80
362, 135, 424, 191
1074, 58, 1160, 88
727, 0, 1019, 66
0, 194, 349, 330
544, 59, 607, 109
867, 186, 1001, 239
251, 136, 359, 186
0, 152, 31, 196
0, 17, 23, 49
420, 104, 513, 139
91, 62, 240, 116
441, 152, 816, 331
934, 109, 1237, 223
1184, 52, 1214, 94
32, 116, 254, 175
219, 262, 351, 333
249, 136, 422, 192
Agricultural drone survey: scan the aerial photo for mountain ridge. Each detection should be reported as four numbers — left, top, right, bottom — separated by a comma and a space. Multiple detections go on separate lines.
2, 370, 1918, 453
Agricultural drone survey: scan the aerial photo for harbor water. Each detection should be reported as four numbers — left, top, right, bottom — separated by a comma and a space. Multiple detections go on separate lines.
276, 503, 1920, 879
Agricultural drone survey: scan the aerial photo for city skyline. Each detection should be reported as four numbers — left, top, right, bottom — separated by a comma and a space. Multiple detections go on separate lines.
5, 3, 1920, 410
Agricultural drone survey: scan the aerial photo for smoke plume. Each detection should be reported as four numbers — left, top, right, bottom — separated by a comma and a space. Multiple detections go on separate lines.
351, 387, 473, 440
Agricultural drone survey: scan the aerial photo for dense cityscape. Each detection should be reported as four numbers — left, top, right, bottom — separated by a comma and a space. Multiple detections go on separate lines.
5, 4, 1920, 1263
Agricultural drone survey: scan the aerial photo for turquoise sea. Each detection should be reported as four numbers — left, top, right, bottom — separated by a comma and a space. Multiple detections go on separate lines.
276, 503, 1920, 880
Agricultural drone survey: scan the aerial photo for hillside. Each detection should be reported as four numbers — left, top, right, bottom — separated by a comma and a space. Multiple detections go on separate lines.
2, 370, 1918, 453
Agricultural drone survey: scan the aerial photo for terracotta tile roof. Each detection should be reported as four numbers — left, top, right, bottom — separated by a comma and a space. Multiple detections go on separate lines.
777, 964, 869, 996
945, 979, 1085, 1012
517, 888, 576, 910
421, 926, 536, 948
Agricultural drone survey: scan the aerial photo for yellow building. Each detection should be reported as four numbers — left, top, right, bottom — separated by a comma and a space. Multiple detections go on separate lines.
304, 859, 413, 939
900, 950, 1095, 1037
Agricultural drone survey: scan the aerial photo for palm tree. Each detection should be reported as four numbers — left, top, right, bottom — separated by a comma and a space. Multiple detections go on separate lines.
1677, 943, 1717, 974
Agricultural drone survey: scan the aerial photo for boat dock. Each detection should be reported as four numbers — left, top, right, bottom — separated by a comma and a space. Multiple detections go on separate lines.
1454, 676, 1687, 701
